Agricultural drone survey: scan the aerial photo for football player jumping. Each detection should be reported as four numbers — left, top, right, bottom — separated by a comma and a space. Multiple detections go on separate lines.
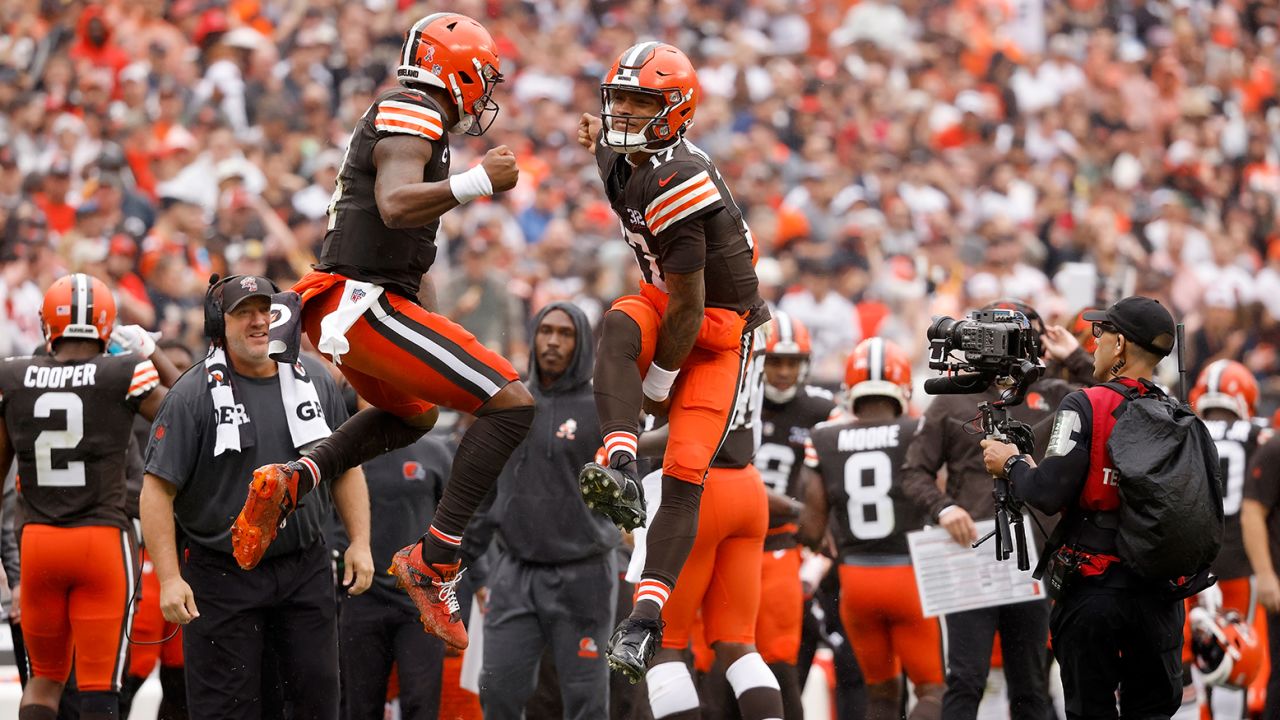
575, 42, 770, 678
230, 13, 534, 652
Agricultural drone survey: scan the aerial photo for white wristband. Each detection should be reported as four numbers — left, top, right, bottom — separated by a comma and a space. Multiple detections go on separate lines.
937, 504, 961, 522
642, 363, 680, 402
449, 164, 494, 204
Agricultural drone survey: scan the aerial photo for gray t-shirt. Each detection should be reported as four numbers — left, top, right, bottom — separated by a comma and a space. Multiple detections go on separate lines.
144, 354, 348, 558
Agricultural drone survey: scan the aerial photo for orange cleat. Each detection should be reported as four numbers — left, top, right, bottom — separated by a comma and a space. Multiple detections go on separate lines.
231, 463, 303, 570
388, 545, 469, 651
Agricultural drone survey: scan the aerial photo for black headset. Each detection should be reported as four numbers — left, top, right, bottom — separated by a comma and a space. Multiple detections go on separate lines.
203, 273, 280, 342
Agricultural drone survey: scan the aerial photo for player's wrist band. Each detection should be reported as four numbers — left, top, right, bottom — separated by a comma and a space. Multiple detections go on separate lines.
642, 363, 680, 402
937, 504, 961, 521
450, 165, 494, 204
1003, 454, 1028, 479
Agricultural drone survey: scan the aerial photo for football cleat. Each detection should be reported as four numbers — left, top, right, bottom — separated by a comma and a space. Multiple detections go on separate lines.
231, 462, 305, 570
578, 460, 645, 531
388, 545, 469, 651
607, 616, 664, 684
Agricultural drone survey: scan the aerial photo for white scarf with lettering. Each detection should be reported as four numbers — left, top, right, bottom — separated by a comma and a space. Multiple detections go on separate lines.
205, 347, 331, 457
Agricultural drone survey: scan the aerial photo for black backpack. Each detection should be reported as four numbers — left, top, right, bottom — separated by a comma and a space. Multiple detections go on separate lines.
1103, 381, 1224, 581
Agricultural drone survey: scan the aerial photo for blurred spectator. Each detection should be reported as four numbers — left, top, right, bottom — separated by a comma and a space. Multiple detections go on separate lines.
442, 242, 528, 365
0, 0, 1275, 417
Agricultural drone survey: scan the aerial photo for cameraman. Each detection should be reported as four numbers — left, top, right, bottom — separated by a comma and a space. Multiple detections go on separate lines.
981, 296, 1182, 719
902, 300, 1090, 720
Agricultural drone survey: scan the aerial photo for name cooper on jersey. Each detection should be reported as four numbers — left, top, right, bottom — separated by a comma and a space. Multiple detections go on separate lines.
18, 362, 99, 389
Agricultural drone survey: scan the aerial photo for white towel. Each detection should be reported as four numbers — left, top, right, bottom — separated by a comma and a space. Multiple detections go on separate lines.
206, 347, 332, 457
317, 280, 383, 365
624, 469, 666, 584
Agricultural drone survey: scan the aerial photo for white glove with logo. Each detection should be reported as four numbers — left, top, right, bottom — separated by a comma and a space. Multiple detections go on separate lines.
110, 325, 160, 358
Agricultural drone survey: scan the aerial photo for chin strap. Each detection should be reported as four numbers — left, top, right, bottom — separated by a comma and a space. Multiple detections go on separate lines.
764, 383, 798, 404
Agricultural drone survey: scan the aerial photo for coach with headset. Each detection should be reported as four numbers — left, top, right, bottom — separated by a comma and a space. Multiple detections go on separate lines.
139, 274, 373, 719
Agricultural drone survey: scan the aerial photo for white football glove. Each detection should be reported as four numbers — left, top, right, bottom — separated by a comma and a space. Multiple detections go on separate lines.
111, 325, 160, 358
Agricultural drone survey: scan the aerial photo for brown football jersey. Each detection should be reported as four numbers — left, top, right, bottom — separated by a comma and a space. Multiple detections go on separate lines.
595, 135, 766, 320
0, 353, 158, 531
318, 88, 452, 300
807, 416, 927, 559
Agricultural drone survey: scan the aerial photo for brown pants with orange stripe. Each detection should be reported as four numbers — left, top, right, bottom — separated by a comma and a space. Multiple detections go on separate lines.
21, 524, 136, 693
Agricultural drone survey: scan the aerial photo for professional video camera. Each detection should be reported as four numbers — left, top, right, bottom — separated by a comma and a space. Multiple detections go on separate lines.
925, 309, 1046, 570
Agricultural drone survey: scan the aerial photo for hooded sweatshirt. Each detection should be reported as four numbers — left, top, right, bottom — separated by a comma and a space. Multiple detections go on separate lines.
480, 301, 619, 563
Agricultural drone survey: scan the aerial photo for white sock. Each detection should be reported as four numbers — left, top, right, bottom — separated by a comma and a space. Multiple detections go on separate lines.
726, 652, 781, 696
647, 661, 700, 718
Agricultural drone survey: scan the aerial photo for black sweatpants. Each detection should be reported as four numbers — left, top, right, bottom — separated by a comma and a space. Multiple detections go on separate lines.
1050, 585, 1184, 720
182, 542, 339, 720
480, 552, 616, 720
942, 600, 1051, 720
339, 592, 444, 720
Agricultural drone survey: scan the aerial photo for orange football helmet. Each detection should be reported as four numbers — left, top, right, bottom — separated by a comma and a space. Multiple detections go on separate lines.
764, 312, 812, 357
601, 42, 699, 151
1190, 607, 1264, 688
396, 13, 503, 136
763, 312, 812, 403
1191, 359, 1258, 420
41, 273, 115, 348
844, 337, 912, 415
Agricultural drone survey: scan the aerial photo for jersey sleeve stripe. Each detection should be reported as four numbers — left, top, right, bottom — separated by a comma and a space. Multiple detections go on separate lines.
375, 110, 443, 131
128, 376, 159, 398
644, 172, 712, 219
374, 118, 443, 141
803, 438, 820, 468
131, 360, 157, 380
373, 102, 445, 124
379, 100, 443, 118
648, 187, 720, 235
128, 360, 160, 398
375, 107, 444, 132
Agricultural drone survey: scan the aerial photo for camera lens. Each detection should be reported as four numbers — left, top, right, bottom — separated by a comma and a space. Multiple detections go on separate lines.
927, 316, 960, 341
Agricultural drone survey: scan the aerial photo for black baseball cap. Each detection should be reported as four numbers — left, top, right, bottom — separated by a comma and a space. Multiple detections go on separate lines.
1083, 296, 1176, 356
219, 275, 276, 313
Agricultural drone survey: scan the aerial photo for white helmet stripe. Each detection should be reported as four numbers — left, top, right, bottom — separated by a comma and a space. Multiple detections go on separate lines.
403, 13, 448, 67
869, 337, 883, 382
622, 41, 658, 69
74, 273, 88, 326
778, 313, 793, 345
1206, 360, 1225, 395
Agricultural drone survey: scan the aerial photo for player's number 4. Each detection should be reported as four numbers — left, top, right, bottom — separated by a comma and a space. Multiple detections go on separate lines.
33, 392, 87, 488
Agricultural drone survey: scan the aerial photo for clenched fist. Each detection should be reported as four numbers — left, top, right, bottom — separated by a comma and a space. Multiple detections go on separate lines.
481, 146, 519, 193
578, 113, 602, 154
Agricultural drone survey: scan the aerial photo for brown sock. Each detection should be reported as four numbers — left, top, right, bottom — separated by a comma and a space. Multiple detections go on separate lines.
299, 407, 427, 487
19, 706, 57, 720
421, 404, 534, 564
633, 476, 702, 620
595, 310, 644, 439
768, 662, 804, 720
737, 687, 785, 720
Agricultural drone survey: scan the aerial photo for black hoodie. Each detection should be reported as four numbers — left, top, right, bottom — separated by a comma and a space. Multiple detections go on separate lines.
477, 301, 619, 563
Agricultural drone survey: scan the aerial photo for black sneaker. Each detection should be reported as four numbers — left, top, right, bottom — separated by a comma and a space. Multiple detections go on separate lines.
607, 616, 664, 684
579, 460, 646, 531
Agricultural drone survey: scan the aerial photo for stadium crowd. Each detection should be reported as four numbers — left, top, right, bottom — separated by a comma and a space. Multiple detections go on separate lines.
4, 0, 1280, 717
1, 0, 1278, 394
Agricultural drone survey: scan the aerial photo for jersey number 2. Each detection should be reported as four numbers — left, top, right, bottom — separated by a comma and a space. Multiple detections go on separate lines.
1215, 439, 1245, 516
33, 392, 86, 487
844, 451, 894, 540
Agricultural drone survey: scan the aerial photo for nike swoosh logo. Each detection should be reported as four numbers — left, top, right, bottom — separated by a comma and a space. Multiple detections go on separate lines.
658, 172, 678, 187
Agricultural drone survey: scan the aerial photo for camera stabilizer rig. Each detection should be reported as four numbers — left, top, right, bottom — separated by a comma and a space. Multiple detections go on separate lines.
924, 310, 1044, 570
